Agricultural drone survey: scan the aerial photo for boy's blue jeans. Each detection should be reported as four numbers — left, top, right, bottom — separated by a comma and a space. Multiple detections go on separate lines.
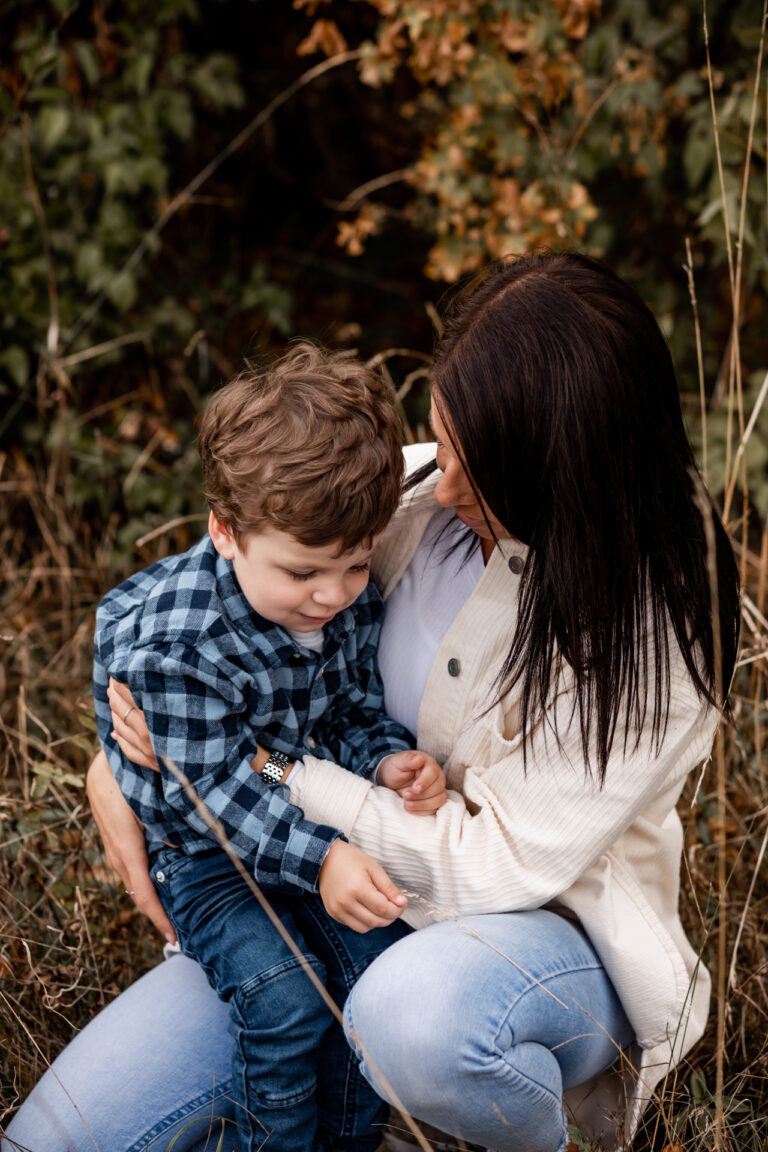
150, 844, 408, 1152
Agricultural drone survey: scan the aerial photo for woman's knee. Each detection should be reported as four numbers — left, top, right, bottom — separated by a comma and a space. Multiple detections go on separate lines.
344, 924, 480, 1090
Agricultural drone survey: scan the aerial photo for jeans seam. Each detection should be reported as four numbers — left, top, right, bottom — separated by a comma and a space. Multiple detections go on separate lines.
124, 1080, 234, 1152
490, 962, 607, 1101
300, 900, 375, 990
500, 962, 605, 1022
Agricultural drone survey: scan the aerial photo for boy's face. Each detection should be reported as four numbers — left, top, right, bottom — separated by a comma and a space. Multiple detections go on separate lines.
209, 513, 375, 632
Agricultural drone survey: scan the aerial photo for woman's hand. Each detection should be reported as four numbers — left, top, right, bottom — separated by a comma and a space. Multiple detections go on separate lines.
86, 751, 177, 944
108, 678, 158, 770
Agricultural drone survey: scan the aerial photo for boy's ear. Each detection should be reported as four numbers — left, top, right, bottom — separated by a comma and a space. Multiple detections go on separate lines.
209, 511, 237, 559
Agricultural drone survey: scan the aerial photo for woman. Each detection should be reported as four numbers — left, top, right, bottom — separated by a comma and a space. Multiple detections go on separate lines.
4, 252, 739, 1152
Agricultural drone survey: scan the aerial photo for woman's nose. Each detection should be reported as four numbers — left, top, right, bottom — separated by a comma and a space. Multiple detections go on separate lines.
434, 460, 472, 508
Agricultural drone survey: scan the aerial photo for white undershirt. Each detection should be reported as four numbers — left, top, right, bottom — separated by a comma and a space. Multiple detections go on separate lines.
288, 510, 482, 791
377, 508, 484, 737
286, 626, 325, 654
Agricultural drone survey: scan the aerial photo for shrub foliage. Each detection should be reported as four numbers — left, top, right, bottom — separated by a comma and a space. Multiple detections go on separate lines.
1, 0, 767, 1147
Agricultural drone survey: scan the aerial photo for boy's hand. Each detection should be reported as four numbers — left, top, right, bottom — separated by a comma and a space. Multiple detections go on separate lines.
318, 841, 407, 932
378, 750, 447, 815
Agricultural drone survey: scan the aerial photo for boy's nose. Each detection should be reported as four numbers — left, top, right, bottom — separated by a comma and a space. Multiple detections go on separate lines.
312, 581, 347, 608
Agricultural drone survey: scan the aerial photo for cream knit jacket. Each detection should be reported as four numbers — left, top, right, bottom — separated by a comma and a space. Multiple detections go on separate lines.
293, 447, 716, 1147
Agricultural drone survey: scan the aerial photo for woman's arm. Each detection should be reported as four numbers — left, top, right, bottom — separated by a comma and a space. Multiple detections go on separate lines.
86, 751, 177, 943
291, 675, 717, 915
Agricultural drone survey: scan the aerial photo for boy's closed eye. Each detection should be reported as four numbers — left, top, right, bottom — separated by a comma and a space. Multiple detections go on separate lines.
285, 562, 371, 582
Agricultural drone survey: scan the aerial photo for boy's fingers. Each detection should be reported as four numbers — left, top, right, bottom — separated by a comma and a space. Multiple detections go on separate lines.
403, 775, 446, 801
368, 864, 407, 910
420, 777, 446, 798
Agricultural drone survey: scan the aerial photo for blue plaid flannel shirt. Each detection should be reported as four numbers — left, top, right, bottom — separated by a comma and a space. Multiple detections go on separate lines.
93, 534, 413, 894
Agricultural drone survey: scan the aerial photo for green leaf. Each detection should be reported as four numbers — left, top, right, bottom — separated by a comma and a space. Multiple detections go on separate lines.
37, 105, 70, 151
0, 345, 30, 388
108, 271, 138, 311
73, 41, 100, 87
129, 51, 155, 96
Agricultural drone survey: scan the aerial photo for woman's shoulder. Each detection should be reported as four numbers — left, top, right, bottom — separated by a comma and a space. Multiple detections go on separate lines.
371, 444, 440, 593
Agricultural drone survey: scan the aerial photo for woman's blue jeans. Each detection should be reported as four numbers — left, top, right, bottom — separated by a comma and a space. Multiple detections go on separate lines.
149, 845, 408, 1152
3, 907, 632, 1152
344, 908, 634, 1152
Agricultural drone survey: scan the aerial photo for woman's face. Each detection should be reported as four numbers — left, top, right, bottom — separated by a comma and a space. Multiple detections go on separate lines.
430, 400, 510, 542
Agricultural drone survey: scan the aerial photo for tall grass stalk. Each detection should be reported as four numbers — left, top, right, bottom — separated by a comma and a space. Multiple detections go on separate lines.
2, 10, 768, 1151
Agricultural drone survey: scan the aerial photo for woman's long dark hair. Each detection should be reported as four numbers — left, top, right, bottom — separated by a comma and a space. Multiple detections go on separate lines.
430, 251, 740, 784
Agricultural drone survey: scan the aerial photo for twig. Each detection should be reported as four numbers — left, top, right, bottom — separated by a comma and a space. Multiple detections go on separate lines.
56, 333, 150, 371
163, 759, 434, 1152
366, 348, 432, 369
0, 990, 103, 1151
684, 237, 707, 481
20, 114, 59, 365
74, 887, 105, 1009
723, 1, 768, 519
134, 514, 209, 548
66, 50, 363, 352
724, 369, 768, 512
704, 0, 740, 528
333, 168, 411, 212
691, 468, 727, 1152
122, 427, 167, 496
728, 819, 768, 992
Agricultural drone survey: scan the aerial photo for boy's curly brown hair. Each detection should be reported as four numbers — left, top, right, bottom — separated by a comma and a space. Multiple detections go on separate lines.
198, 341, 405, 552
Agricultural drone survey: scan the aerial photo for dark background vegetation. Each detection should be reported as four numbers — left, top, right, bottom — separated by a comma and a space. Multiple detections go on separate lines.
1, 0, 767, 1148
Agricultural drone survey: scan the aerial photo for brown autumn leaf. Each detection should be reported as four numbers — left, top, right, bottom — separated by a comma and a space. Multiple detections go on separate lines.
336, 203, 385, 256
494, 12, 531, 54
553, 0, 602, 40
296, 18, 348, 59
292, 0, 330, 15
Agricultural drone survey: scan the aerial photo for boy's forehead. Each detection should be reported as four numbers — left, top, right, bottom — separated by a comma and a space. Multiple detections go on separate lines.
244, 526, 375, 563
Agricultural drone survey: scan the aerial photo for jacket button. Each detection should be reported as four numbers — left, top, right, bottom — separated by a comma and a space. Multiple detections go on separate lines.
508, 555, 524, 574
155, 870, 166, 883
447, 658, 461, 677
306, 736, 316, 749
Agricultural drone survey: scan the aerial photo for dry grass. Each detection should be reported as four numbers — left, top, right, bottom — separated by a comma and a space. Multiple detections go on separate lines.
1, 8, 766, 1145
1, 354, 768, 1149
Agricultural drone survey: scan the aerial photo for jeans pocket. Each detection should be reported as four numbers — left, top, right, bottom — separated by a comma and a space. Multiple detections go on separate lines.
149, 845, 208, 949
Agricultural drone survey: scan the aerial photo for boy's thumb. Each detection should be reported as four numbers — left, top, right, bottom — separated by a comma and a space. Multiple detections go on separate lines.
373, 863, 407, 907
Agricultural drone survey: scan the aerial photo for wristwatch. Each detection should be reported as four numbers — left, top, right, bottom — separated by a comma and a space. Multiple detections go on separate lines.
261, 749, 290, 785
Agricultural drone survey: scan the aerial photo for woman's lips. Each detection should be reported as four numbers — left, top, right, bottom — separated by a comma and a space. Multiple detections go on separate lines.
455, 509, 487, 530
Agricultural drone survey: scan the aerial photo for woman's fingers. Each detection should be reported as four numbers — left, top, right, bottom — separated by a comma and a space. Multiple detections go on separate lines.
120, 864, 176, 942
403, 795, 445, 814
108, 678, 159, 769
111, 718, 158, 770
87, 752, 176, 942
107, 677, 136, 714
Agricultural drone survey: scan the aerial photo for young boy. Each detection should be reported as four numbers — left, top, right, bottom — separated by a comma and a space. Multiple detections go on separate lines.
93, 343, 446, 1152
